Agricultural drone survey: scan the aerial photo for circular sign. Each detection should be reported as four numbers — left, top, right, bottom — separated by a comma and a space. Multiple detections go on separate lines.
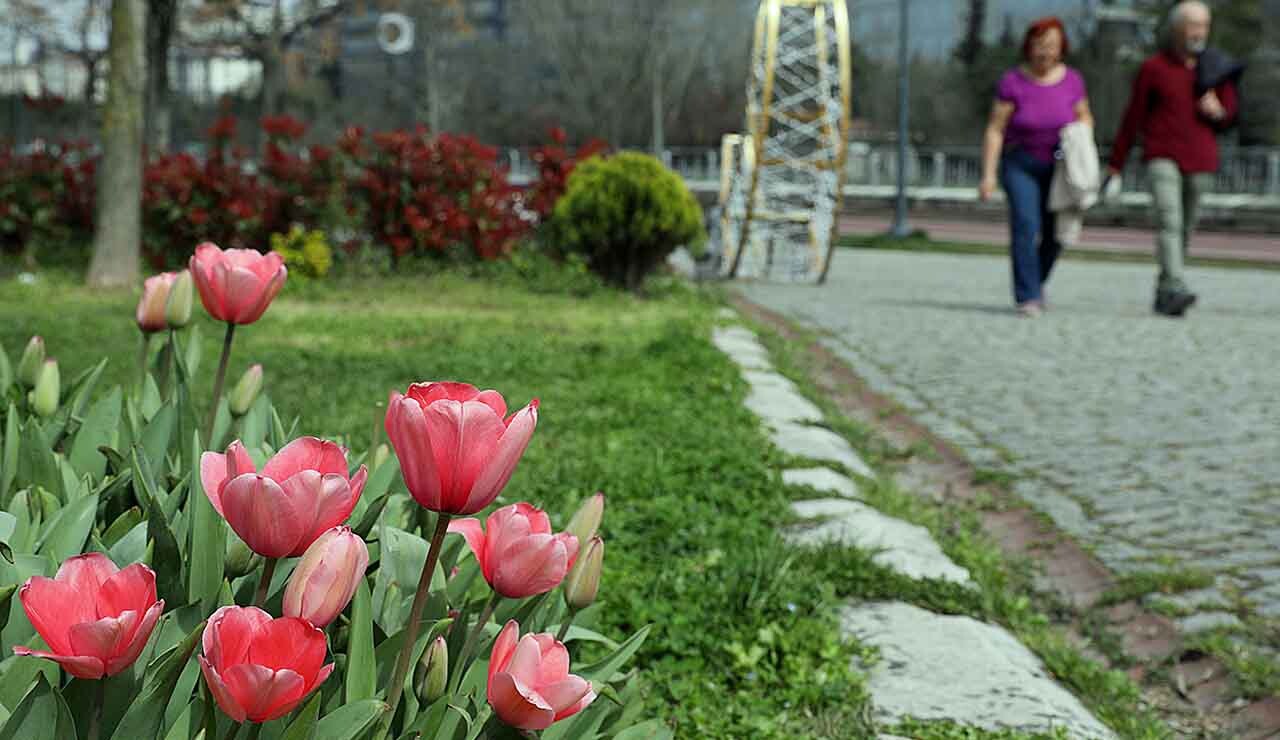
377, 13, 414, 55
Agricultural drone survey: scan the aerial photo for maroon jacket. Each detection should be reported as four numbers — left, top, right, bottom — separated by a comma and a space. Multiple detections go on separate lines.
1109, 49, 1238, 174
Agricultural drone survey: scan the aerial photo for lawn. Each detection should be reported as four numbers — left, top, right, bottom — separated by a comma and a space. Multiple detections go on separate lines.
0, 268, 866, 738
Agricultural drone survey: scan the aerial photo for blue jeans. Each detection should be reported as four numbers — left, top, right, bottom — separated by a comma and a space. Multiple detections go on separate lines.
999, 149, 1061, 304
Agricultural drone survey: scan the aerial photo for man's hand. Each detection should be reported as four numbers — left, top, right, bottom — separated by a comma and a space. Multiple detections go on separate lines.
979, 176, 997, 202
1198, 91, 1226, 121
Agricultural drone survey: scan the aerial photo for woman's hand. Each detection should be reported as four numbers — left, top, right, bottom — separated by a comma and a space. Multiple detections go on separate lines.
979, 176, 997, 202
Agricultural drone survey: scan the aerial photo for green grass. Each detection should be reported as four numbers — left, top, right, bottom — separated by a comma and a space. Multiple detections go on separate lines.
1096, 568, 1216, 609
838, 233, 1280, 272
0, 267, 869, 738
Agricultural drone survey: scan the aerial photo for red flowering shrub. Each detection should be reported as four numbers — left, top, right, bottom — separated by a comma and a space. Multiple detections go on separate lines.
0, 141, 95, 258
523, 127, 608, 221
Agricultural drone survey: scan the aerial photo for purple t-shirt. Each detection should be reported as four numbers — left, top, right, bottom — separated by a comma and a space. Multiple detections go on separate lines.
996, 67, 1086, 163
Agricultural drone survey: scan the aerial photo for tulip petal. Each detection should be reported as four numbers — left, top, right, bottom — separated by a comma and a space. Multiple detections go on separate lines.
191, 244, 226, 320
554, 683, 597, 722
530, 634, 570, 685
462, 401, 537, 514
474, 390, 506, 418
540, 676, 593, 717
226, 440, 257, 477
262, 437, 350, 481
446, 518, 488, 578
222, 663, 306, 723
407, 382, 479, 406
200, 657, 247, 722
13, 646, 106, 680
19, 578, 90, 654
106, 600, 164, 676
386, 396, 442, 509
203, 606, 272, 671
348, 465, 368, 503
55, 552, 119, 599
505, 634, 545, 687
200, 452, 229, 515
97, 563, 158, 620
281, 472, 356, 554
492, 534, 569, 599
488, 672, 555, 731
247, 617, 327, 680
488, 620, 520, 685
237, 264, 285, 325
68, 612, 135, 666
220, 474, 305, 558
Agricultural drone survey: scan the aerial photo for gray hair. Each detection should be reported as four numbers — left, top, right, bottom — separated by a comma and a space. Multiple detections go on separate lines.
1168, 1, 1211, 29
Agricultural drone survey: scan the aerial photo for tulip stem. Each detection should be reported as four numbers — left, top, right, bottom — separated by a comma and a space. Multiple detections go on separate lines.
253, 558, 278, 607
137, 332, 152, 393
221, 723, 242, 740
159, 328, 176, 401
205, 322, 237, 446
245, 723, 263, 740
450, 591, 502, 697
555, 608, 579, 643
87, 678, 105, 740
383, 512, 452, 737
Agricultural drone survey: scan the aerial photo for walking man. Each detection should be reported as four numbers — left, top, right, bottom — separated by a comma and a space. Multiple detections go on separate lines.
1107, 0, 1237, 317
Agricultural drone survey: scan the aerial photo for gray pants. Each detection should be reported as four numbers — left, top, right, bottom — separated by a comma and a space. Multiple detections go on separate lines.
1148, 158, 1213, 295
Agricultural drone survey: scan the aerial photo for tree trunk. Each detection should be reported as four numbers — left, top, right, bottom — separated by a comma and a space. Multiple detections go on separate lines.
87, 0, 146, 288
651, 54, 665, 156
145, 0, 176, 153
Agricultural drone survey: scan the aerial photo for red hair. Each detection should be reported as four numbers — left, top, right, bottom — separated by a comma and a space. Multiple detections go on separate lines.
1022, 17, 1069, 61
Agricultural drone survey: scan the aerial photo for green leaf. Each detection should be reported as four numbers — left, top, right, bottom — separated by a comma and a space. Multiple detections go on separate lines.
63, 357, 107, 422
314, 699, 387, 739
140, 404, 176, 477
68, 387, 121, 480
109, 618, 205, 740
345, 580, 376, 703
139, 375, 162, 420
34, 491, 97, 563
0, 674, 75, 740
209, 400, 231, 451
239, 394, 271, 451
101, 507, 144, 548
280, 690, 322, 740
183, 324, 202, 379
0, 344, 11, 392
372, 526, 446, 636
350, 492, 391, 540
135, 449, 185, 607
576, 625, 651, 685
1, 405, 18, 503
106, 522, 148, 568
0, 585, 16, 635
187, 430, 225, 607
17, 422, 60, 501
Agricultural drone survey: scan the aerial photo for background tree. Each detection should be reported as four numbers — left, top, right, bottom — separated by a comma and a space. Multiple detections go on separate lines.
86, 0, 145, 287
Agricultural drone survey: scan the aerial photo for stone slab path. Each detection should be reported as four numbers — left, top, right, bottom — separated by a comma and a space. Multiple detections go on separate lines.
711, 312, 1114, 738
738, 249, 1280, 626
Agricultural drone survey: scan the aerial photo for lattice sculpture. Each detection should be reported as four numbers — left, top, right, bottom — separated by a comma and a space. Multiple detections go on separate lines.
718, 0, 851, 283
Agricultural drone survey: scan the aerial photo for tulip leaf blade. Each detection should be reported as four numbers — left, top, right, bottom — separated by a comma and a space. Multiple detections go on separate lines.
34, 490, 97, 563
1, 405, 18, 503
187, 430, 225, 608
68, 386, 121, 482
0, 345, 10, 392
239, 394, 271, 451
134, 448, 185, 607
17, 422, 60, 502
280, 690, 322, 740
139, 403, 176, 476
314, 699, 386, 740
575, 624, 651, 686
0, 673, 75, 740
109, 618, 206, 740
346, 579, 377, 704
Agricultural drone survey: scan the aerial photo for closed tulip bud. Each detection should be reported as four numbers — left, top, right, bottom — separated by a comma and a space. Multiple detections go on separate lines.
415, 636, 448, 703
283, 526, 369, 627
165, 270, 194, 328
228, 364, 263, 417
564, 536, 603, 610
224, 534, 261, 579
30, 359, 59, 418
16, 336, 44, 388
565, 493, 605, 546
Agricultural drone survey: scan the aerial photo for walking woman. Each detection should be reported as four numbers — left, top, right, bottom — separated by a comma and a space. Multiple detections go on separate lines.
979, 17, 1093, 317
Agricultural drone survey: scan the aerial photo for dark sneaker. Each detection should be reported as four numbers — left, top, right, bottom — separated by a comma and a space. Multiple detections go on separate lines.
1154, 291, 1198, 317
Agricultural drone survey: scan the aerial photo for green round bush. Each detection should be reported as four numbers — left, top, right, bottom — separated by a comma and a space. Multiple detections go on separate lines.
550, 152, 706, 291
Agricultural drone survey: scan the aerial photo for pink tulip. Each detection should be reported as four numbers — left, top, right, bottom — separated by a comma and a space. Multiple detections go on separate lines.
384, 382, 538, 515
199, 606, 333, 723
136, 272, 179, 333
13, 553, 164, 679
487, 620, 595, 730
282, 526, 369, 627
200, 437, 368, 558
189, 242, 287, 325
448, 503, 578, 599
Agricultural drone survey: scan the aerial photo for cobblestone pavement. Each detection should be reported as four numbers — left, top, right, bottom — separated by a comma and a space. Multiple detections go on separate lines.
738, 250, 1280, 622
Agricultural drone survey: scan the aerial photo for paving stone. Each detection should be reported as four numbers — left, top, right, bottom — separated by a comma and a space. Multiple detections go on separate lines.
1146, 586, 1230, 612
1176, 611, 1244, 634
742, 369, 797, 392
788, 501, 971, 584
715, 307, 737, 320
770, 421, 875, 479
783, 467, 861, 498
745, 383, 824, 425
710, 328, 772, 370
840, 602, 1117, 739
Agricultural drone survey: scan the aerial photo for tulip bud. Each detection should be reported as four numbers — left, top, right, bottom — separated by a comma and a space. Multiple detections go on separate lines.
228, 364, 263, 417
165, 270, 194, 328
565, 492, 605, 546
372, 443, 391, 471
30, 359, 59, 418
414, 636, 448, 703
563, 536, 603, 610
16, 336, 44, 388
224, 534, 262, 580
283, 526, 369, 627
